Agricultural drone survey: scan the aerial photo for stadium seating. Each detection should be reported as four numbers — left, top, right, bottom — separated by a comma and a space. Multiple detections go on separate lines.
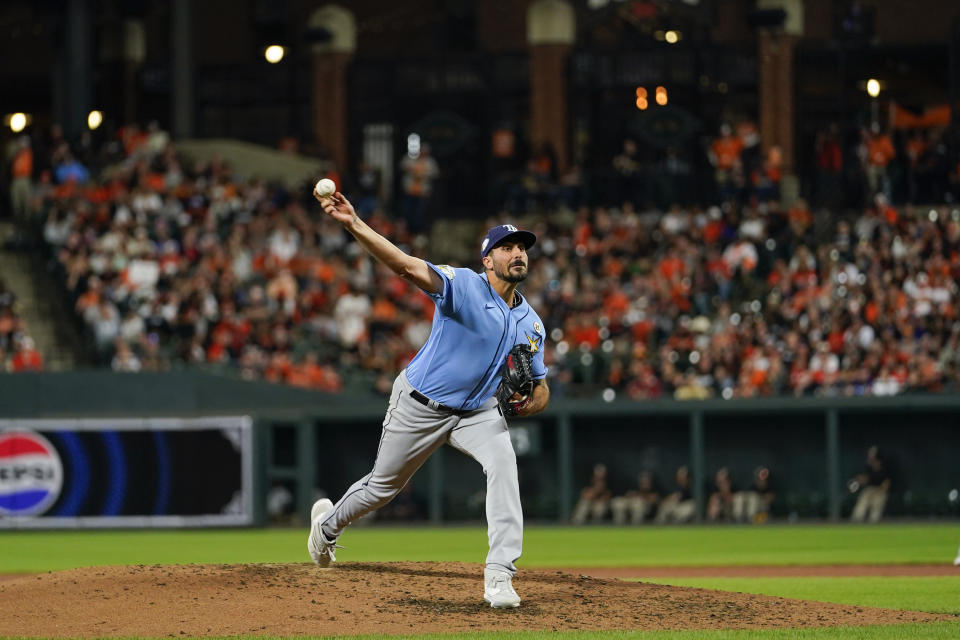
28, 134, 960, 399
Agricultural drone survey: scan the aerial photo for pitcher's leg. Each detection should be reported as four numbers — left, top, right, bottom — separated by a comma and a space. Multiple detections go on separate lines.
321, 377, 454, 538
448, 411, 522, 575
321, 431, 442, 537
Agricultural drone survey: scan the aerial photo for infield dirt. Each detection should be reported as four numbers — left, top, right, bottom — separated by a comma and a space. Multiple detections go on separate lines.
0, 562, 951, 637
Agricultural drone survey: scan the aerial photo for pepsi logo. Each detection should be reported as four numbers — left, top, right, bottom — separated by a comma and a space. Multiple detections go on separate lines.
0, 431, 63, 517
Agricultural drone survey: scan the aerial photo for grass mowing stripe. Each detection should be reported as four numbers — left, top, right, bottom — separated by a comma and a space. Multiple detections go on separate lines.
6, 623, 957, 639
0, 528, 489, 572
636, 576, 960, 615
346, 625, 959, 639
350, 624, 960, 639
525, 523, 960, 567
2, 523, 960, 573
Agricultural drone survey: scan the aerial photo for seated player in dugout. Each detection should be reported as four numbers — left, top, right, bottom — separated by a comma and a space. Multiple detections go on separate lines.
306, 186, 549, 609
849, 445, 892, 523
610, 469, 661, 525
656, 465, 697, 524
571, 462, 613, 525
733, 465, 775, 524
706, 467, 736, 522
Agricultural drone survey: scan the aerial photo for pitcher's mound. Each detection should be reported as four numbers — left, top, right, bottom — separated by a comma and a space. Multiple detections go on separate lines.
0, 562, 946, 637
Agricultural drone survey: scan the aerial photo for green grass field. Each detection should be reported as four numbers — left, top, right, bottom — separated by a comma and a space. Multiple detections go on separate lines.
3, 523, 959, 572
2, 523, 959, 639
638, 576, 960, 614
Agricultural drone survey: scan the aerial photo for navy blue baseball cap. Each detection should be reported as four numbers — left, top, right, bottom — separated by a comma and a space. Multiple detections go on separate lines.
480, 224, 537, 258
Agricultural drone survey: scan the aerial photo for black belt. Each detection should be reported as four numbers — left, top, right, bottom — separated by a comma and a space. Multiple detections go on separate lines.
409, 390, 472, 416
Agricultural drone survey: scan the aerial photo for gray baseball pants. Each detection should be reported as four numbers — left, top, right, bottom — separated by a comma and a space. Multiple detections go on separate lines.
320, 370, 523, 574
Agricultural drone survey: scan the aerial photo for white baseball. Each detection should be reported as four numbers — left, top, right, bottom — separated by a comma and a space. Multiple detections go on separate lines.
315, 178, 336, 197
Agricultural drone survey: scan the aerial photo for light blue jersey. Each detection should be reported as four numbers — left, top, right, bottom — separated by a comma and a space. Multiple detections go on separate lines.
404, 262, 547, 411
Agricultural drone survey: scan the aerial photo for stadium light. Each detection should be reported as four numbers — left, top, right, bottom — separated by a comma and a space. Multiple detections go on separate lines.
9, 112, 27, 133
665, 30, 680, 44
866, 78, 881, 98
635, 87, 648, 110
87, 110, 103, 130
407, 132, 421, 158
265, 45, 285, 64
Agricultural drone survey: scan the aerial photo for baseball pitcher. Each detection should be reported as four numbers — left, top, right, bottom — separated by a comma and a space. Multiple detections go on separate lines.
307, 188, 550, 608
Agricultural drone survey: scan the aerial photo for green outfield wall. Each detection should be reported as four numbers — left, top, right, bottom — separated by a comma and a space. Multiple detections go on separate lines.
1, 371, 958, 526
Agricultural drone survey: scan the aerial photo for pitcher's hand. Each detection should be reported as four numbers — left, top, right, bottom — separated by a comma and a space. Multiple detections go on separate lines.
315, 189, 356, 227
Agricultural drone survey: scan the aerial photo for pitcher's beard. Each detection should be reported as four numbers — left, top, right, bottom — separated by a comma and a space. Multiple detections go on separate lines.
497, 263, 528, 283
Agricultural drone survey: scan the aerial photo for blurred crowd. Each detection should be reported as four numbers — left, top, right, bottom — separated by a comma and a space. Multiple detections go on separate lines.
0, 278, 44, 372
17, 122, 436, 390
536, 195, 960, 399
812, 121, 960, 210
498, 117, 960, 221
5, 118, 960, 399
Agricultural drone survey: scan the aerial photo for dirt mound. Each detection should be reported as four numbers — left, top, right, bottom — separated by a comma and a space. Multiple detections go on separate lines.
0, 562, 947, 637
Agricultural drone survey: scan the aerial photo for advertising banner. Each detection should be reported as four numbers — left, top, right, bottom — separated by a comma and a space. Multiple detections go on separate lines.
0, 416, 253, 528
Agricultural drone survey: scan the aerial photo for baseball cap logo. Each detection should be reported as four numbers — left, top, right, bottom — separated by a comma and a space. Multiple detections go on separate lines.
0, 431, 63, 516
481, 224, 537, 258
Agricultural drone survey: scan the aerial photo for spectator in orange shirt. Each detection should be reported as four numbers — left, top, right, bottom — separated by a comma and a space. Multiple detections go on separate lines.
287, 351, 334, 390
10, 336, 43, 372
753, 145, 782, 201
703, 206, 727, 245
264, 350, 294, 384
709, 124, 743, 199
119, 124, 148, 158
787, 198, 814, 240
863, 124, 895, 200
9, 136, 33, 223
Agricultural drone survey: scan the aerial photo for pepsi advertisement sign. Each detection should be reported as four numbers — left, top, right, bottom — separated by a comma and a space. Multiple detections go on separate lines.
0, 432, 63, 516
0, 417, 252, 528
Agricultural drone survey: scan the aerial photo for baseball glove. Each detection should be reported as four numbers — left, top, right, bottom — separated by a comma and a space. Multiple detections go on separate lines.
496, 344, 536, 417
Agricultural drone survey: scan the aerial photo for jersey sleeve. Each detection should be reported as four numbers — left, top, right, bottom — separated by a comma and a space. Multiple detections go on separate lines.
532, 341, 547, 380
424, 262, 468, 316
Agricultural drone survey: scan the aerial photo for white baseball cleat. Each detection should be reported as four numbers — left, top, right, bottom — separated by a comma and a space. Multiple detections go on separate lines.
953, 546, 960, 566
483, 567, 521, 608
307, 498, 338, 567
